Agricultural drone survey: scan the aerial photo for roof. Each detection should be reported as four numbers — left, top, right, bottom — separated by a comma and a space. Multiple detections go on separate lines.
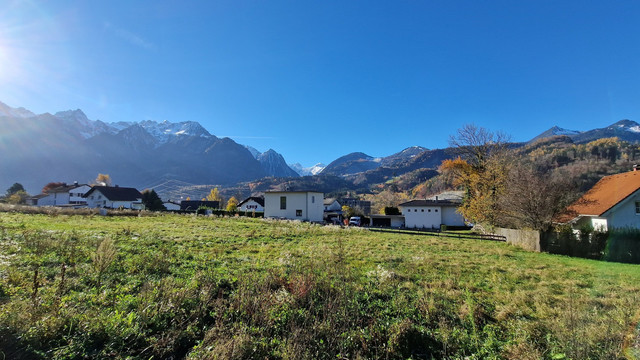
29, 194, 49, 200
557, 170, 640, 223
399, 199, 462, 207
323, 198, 338, 205
83, 186, 143, 201
265, 190, 323, 194
47, 183, 90, 193
238, 196, 264, 207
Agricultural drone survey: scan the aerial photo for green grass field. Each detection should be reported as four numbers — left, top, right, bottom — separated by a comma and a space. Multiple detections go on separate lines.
0, 211, 639, 359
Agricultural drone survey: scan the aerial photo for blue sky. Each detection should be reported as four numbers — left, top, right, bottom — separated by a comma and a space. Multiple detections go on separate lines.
2, 1, 640, 166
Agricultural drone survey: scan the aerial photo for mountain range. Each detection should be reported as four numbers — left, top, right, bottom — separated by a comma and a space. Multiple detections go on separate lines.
529, 120, 640, 144
2, 100, 640, 198
0, 102, 298, 193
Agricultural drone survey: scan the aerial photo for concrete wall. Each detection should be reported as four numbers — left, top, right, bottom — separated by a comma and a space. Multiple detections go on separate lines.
402, 206, 442, 229
441, 207, 466, 226
494, 227, 541, 252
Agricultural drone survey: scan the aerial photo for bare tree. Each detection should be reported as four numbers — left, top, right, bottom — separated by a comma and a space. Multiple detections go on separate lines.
449, 124, 511, 170
498, 166, 580, 231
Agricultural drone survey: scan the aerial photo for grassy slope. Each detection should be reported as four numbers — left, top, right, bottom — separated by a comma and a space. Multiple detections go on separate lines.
0, 212, 639, 359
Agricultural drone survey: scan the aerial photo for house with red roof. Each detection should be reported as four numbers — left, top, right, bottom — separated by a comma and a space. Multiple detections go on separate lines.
557, 169, 640, 231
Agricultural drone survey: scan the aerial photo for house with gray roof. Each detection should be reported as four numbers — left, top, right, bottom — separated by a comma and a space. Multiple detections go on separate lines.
83, 186, 144, 209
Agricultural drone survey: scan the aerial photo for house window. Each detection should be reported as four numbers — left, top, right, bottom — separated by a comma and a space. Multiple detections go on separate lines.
407, 209, 411, 212
296, 209, 302, 217
428, 209, 431, 212
280, 196, 286, 210
312, 195, 315, 203
435, 209, 438, 212
636, 202, 640, 214
421, 209, 424, 212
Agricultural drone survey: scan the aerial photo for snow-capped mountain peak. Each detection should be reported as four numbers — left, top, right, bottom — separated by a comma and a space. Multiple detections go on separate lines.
289, 162, 326, 176
136, 120, 212, 142
548, 126, 581, 136
609, 119, 640, 133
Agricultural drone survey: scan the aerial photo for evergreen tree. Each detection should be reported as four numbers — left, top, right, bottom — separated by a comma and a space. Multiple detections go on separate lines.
141, 189, 166, 211
6, 183, 25, 196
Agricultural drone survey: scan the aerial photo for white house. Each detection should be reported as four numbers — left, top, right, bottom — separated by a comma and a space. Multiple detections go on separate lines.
398, 198, 466, 229
323, 198, 341, 211
264, 191, 324, 222
238, 196, 265, 212
83, 186, 144, 209
36, 183, 92, 207
558, 170, 640, 231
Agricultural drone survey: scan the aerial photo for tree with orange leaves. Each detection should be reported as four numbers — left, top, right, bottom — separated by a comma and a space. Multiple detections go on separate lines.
440, 125, 512, 227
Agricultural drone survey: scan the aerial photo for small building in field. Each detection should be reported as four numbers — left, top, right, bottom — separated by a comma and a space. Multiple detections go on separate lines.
238, 196, 265, 212
83, 186, 144, 209
264, 191, 324, 222
398, 198, 465, 229
557, 170, 640, 231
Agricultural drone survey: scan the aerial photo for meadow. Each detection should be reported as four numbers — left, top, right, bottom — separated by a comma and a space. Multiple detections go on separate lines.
0, 211, 639, 359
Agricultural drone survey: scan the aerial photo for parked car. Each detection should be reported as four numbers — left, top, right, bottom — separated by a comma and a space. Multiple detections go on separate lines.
349, 216, 361, 226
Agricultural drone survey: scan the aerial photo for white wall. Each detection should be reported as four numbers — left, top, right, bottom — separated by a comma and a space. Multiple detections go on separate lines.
85, 190, 107, 208
85, 190, 140, 209
69, 185, 91, 205
38, 192, 70, 206
264, 192, 323, 222
572, 216, 609, 232
441, 207, 466, 226
402, 206, 442, 229
605, 192, 640, 230
239, 200, 264, 212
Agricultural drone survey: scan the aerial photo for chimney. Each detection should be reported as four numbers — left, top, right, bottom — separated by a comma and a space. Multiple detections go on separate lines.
74, 181, 78, 186
435, 196, 438, 202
